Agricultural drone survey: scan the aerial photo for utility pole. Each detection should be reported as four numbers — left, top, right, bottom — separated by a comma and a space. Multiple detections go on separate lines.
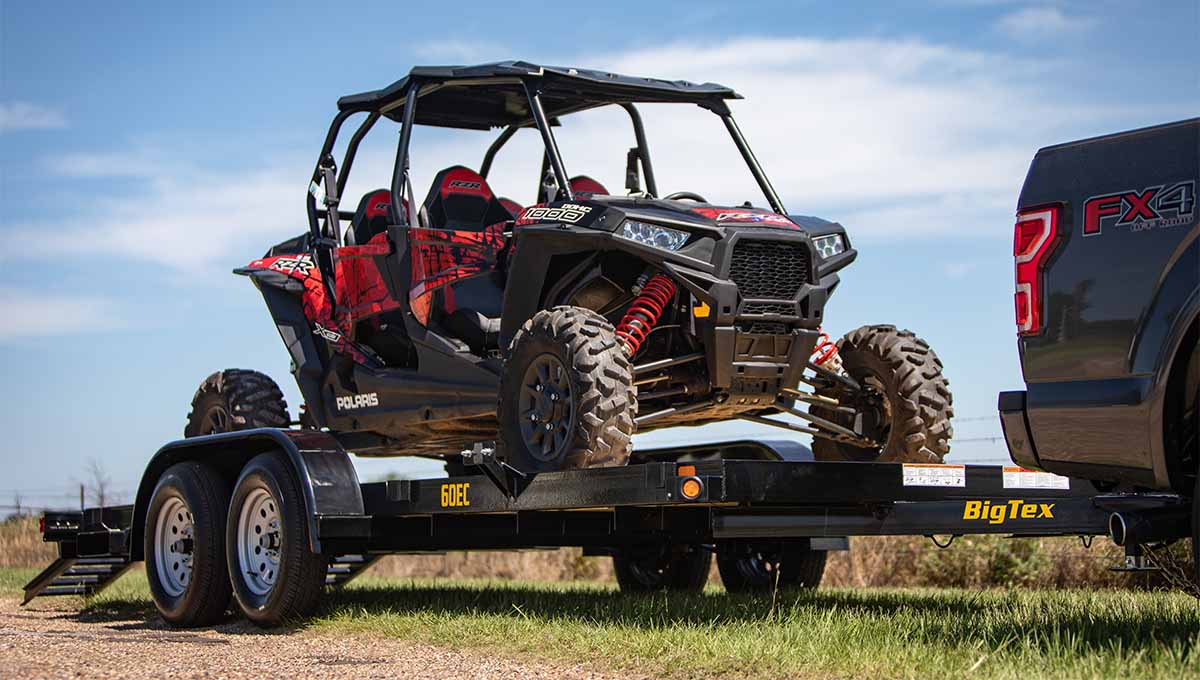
80, 483, 84, 512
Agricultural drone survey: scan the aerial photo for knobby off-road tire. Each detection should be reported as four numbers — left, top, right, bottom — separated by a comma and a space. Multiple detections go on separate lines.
226, 452, 327, 627
811, 325, 954, 464
499, 306, 636, 472
613, 544, 712, 592
185, 369, 289, 436
144, 462, 232, 627
716, 541, 827, 594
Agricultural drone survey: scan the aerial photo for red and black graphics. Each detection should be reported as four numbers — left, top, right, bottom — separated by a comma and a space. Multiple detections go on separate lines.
1082, 181, 1195, 236
689, 207, 798, 228
242, 236, 398, 364
411, 167, 514, 324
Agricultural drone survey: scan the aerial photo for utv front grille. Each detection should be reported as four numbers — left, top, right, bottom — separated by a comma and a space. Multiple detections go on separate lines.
729, 240, 811, 300
743, 302, 795, 316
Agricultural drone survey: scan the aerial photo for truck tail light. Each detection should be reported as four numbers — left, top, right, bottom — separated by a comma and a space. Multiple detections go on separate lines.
1013, 205, 1060, 335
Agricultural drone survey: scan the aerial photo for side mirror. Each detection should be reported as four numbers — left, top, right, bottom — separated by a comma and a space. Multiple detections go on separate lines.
625, 148, 642, 194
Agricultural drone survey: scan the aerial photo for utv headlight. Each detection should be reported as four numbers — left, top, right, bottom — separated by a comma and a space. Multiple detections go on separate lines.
620, 220, 689, 251
812, 233, 846, 259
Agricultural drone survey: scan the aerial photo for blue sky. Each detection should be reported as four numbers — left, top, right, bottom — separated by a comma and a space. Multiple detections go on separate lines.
1, 1, 1196, 510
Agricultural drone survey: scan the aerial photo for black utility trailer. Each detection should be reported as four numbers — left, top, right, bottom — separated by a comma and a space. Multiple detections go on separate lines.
22, 432, 1191, 626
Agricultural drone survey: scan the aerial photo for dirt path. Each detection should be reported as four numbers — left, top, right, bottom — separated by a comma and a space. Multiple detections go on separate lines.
0, 597, 633, 679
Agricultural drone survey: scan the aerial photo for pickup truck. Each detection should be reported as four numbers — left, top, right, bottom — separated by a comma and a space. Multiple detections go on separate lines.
999, 118, 1199, 501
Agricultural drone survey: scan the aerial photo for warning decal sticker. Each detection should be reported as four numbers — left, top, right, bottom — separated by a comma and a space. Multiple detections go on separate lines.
1002, 466, 1071, 490
902, 464, 966, 488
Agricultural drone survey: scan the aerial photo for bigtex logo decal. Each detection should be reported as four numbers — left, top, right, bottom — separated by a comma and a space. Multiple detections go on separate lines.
1083, 181, 1195, 236
335, 392, 379, 411
962, 500, 1054, 524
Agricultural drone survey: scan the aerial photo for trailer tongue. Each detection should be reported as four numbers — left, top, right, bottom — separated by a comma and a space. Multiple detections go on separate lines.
22, 436, 1187, 618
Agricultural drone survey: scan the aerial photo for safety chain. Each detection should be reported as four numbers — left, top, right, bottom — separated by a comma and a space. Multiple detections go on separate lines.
1143, 542, 1200, 599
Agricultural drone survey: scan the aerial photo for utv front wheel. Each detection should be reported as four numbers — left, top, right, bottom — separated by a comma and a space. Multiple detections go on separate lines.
185, 369, 289, 436
810, 325, 953, 463
499, 306, 636, 472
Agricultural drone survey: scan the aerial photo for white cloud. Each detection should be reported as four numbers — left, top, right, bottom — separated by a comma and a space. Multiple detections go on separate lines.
0, 287, 125, 340
42, 149, 168, 178
996, 6, 1096, 40
411, 40, 511, 63
5, 34, 1127, 270
0, 102, 66, 133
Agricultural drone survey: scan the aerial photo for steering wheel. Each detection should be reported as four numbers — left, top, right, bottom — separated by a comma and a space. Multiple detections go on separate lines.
664, 191, 708, 202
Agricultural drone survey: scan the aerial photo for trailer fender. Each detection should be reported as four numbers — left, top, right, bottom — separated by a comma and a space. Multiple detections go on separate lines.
130, 428, 362, 558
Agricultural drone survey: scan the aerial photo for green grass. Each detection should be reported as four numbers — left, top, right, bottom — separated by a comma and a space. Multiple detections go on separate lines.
5, 568, 1198, 679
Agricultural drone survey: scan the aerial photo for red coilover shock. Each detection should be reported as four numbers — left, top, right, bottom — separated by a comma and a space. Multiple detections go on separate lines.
616, 273, 677, 355
811, 328, 843, 373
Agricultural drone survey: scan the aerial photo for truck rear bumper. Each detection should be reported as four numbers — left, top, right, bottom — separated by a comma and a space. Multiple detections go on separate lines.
998, 378, 1161, 487
998, 390, 1041, 470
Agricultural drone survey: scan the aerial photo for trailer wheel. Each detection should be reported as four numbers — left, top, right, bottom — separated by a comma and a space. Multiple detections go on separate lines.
144, 462, 232, 627
185, 369, 289, 436
226, 452, 326, 626
499, 306, 636, 472
613, 544, 711, 592
810, 325, 953, 464
716, 541, 826, 594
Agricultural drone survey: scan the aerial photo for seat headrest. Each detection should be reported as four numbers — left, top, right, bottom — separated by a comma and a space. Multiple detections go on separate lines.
569, 175, 608, 197
437, 166, 493, 200
497, 197, 524, 219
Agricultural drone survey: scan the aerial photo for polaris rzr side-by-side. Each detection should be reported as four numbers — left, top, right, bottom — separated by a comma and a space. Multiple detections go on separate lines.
188, 61, 954, 472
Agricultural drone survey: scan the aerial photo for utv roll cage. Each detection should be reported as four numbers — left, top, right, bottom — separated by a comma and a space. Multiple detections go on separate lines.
303, 61, 787, 308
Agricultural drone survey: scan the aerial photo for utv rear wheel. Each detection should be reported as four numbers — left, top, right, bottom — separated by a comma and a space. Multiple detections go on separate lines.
499, 306, 636, 472
717, 541, 826, 594
613, 544, 711, 592
810, 325, 953, 464
185, 369, 289, 436
144, 462, 232, 627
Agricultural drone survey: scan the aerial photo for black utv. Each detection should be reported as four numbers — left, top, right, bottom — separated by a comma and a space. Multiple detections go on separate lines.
188, 61, 954, 472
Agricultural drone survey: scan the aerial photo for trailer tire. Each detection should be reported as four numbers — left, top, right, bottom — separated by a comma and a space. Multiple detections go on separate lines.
717, 541, 826, 594
613, 544, 711, 592
499, 306, 635, 472
144, 462, 232, 627
185, 369, 289, 436
226, 452, 326, 626
811, 325, 953, 464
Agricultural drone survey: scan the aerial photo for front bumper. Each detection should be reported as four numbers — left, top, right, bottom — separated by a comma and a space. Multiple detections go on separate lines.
664, 230, 830, 403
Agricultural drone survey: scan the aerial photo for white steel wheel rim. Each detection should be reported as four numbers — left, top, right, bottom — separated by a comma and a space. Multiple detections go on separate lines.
154, 497, 194, 597
237, 486, 282, 597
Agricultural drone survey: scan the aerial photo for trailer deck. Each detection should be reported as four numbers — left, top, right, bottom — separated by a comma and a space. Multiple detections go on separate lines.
24, 436, 1188, 606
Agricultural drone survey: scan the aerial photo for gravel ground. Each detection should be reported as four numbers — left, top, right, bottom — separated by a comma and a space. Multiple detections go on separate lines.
0, 597, 636, 679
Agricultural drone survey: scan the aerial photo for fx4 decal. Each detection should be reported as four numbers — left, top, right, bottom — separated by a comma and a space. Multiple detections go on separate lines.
1083, 180, 1195, 236
962, 499, 1054, 524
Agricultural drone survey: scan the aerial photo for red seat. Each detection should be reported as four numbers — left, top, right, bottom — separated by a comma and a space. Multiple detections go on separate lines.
569, 175, 609, 197
410, 167, 511, 351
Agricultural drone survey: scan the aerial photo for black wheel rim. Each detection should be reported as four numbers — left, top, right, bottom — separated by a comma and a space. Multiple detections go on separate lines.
201, 405, 231, 434
518, 353, 575, 462
831, 371, 893, 462
738, 548, 783, 584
